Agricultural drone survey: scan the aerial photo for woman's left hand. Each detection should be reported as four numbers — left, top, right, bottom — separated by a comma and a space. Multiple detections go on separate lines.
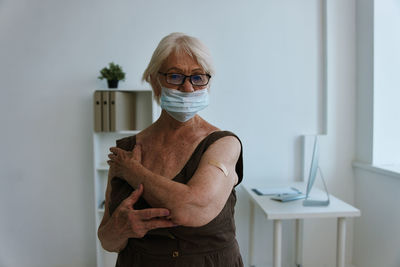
107, 145, 143, 182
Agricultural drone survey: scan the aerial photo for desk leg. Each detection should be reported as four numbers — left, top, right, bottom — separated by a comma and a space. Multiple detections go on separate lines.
248, 200, 255, 267
273, 219, 282, 267
337, 217, 346, 267
295, 219, 303, 267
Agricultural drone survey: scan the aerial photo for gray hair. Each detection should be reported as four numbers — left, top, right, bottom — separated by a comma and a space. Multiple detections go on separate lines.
142, 32, 215, 103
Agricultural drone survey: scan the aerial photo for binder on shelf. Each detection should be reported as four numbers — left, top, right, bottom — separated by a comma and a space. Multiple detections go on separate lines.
93, 90, 138, 132
101, 91, 110, 132
93, 91, 102, 132
110, 91, 136, 131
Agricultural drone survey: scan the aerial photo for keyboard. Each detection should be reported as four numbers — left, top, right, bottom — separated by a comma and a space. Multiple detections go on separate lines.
270, 194, 306, 202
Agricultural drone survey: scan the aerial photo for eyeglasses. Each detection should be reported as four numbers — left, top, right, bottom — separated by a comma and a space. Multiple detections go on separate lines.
158, 72, 211, 86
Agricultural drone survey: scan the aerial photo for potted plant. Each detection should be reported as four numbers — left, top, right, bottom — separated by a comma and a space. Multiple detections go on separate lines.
98, 62, 126, 88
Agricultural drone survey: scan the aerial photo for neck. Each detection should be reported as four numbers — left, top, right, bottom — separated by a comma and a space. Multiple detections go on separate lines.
155, 110, 202, 132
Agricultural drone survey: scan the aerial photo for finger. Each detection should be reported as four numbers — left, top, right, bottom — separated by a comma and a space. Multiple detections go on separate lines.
132, 144, 142, 162
107, 160, 119, 167
124, 184, 143, 207
108, 153, 117, 160
109, 147, 122, 155
144, 218, 178, 231
137, 207, 171, 220
111, 147, 131, 161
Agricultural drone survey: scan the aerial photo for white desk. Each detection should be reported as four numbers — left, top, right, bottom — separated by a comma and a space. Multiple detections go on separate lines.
242, 182, 360, 267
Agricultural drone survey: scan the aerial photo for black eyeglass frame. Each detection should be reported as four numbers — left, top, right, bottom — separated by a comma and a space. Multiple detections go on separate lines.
158, 72, 211, 86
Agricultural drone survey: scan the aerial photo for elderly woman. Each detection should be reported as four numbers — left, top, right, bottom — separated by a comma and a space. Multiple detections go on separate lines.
98, 32, 243, 267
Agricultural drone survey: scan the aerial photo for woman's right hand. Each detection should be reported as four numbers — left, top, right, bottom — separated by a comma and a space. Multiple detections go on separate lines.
110, 184, 177, 239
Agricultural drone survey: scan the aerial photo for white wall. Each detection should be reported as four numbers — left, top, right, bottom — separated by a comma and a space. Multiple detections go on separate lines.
0, 0, 357, 266
353, 168, 400, 267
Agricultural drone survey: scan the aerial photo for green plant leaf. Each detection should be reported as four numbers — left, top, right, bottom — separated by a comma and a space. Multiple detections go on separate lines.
98, 62, 126, 81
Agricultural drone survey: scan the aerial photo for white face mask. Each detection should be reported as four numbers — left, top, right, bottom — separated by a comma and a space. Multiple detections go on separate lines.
160, 87, 209, 122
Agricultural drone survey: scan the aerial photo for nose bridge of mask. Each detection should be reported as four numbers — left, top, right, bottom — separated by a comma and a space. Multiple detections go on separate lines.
163, 87, 207, 97
163, 94, 209, 106
162, 88, 208, 103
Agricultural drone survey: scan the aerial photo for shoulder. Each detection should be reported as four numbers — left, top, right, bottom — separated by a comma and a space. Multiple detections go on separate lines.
202, 131, 242, 161
207, 131, 242, 148
207, 133, 241, 156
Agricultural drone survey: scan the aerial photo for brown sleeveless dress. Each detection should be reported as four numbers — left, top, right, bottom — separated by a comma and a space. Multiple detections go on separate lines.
109, 131, 244, 267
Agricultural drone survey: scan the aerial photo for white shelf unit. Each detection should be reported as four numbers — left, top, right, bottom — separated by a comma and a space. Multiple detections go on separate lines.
93, 89, 160, 267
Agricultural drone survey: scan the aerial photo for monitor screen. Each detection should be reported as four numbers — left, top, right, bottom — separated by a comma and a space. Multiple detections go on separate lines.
305, 135, 319, 198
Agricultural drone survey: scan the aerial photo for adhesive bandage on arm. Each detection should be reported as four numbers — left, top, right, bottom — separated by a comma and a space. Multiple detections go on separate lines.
208, 160, 229, 177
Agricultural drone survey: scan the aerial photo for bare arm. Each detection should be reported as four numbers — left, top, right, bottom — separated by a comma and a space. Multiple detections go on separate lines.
97, 173, 176, 252
108, 136, 241, 227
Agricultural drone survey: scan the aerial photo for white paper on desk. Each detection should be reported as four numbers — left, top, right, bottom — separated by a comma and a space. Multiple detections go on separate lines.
253, 187, 301, 196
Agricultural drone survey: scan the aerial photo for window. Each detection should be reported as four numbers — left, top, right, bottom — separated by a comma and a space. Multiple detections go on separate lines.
373, 0, 400, 166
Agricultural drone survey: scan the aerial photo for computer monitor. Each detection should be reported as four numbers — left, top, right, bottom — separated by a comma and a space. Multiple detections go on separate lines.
303, 135, 330, 206
305, 135, 319, 198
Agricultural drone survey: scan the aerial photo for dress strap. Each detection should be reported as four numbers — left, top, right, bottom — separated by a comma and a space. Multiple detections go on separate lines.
116, 135, 136, 151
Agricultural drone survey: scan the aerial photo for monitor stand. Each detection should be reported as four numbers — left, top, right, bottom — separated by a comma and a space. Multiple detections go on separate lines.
303, 167, 330, 207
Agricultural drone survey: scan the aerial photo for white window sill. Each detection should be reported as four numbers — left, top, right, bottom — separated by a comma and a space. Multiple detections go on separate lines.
352, 161, 400, 179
